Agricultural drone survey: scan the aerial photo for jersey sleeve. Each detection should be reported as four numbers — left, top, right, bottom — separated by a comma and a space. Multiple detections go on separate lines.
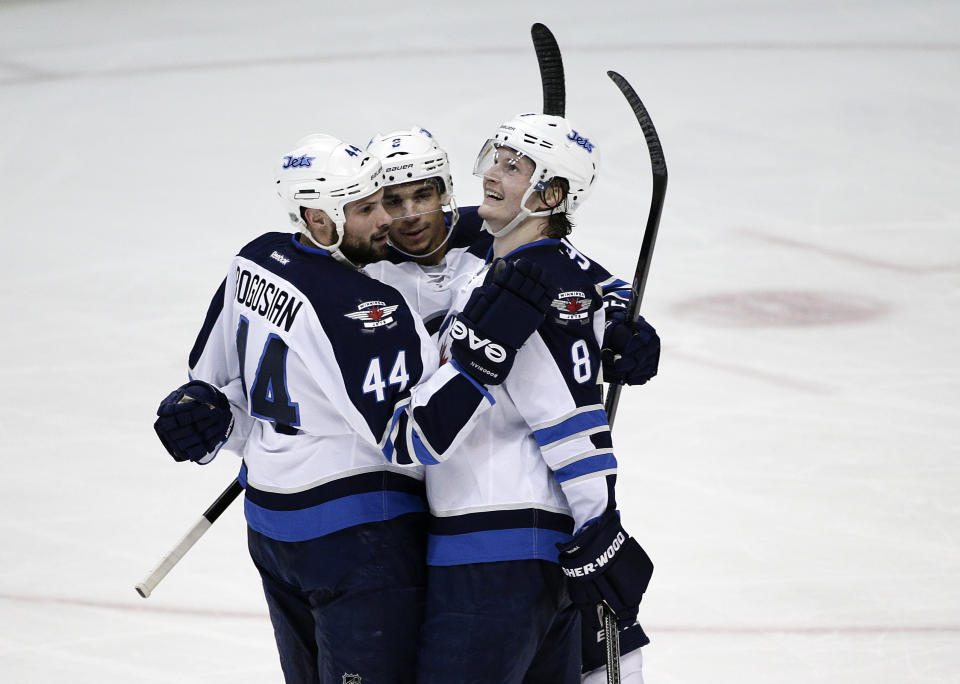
505, 288, 616, 533
185, 277, 256, 460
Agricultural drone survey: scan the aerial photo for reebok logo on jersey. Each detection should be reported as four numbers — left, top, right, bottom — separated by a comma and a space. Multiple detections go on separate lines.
449, 318, 507, 363
551, 291, 591, 323
270, 251, 290, 266
282, 154, 314, 168
562, 531, 626, 578
344, 300, 399, 331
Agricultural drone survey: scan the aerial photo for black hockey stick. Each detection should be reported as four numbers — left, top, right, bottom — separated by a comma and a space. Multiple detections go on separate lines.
531, 23, 565, 116
603, 71, 668, 429
600, 71, 668, 684
135, 477, 242, 598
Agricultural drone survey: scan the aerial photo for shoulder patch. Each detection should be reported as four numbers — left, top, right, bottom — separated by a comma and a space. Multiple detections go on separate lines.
551, 290, 592, 324
344, 300, 400, 332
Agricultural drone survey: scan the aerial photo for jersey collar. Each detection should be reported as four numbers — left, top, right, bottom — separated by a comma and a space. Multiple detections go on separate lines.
485, 238, 561, 264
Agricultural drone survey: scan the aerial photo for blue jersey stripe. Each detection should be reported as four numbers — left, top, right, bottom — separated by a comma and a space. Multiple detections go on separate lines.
448, 359, 494, 405
244, 490, 427, 542
427, 527, 572, 566
380, 403, 406, 462
534, 409, 609, 448
553, 452, 618, 483
411, 430, 441, 465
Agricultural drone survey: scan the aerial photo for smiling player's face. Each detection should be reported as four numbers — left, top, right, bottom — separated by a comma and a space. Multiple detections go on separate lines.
477, 146, 536, 233
383, 180, 447, 256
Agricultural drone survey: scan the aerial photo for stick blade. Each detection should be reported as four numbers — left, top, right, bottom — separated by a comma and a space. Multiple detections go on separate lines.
532, 23, 565, 116
606, 71, 667, 177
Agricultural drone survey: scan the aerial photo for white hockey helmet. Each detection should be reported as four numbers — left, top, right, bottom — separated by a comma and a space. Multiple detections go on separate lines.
366, 127, 460, 258
275, 133, 385, 253
366, 127, 454, 200
474, 113, 599, 236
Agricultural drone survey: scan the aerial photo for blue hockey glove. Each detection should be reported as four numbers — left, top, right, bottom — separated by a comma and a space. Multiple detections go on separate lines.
602, 310, 660, 386
450, 257, 552, 385
556, 510, 653, 628
154, 380, 234, 464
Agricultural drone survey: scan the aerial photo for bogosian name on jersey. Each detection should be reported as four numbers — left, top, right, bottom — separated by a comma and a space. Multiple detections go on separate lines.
234, 267, 304, 333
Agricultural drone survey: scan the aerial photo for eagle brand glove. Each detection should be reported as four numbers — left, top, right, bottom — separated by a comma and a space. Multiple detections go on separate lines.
557, 510, 653, 628
154, 380, 234, 464
602, 310, 660, 386
450, 257, 552, 385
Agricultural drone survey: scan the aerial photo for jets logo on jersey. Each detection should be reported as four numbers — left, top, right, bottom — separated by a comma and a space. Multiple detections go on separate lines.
551, 291, 591, 324
344, 300, 399, 331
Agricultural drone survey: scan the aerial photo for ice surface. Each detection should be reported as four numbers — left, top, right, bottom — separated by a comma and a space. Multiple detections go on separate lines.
1, 1, 958, 681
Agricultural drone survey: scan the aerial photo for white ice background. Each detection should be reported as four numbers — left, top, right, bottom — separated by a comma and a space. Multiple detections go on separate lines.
1, 1, 958, 682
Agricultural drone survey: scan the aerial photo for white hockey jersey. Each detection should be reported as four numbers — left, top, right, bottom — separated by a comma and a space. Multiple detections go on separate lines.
187, 232, 493, 542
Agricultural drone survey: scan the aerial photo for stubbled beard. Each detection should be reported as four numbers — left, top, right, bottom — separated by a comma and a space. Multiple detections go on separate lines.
339, 235, 387, 265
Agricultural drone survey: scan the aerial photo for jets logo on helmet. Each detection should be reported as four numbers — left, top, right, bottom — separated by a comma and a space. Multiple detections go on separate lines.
566, 130, 595, 153
282, 154, 315, 168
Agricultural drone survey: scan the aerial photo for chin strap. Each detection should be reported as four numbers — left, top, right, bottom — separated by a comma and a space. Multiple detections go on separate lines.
482, 185, 559, 239
300, 224, 359, 269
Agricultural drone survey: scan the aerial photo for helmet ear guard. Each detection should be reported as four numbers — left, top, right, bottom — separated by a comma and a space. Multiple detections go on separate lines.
275, 134, 385, 260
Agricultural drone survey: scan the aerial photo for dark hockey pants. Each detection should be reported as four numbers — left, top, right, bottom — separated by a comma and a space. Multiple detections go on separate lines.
416, 559, 581, 684
248, 514, 427, 684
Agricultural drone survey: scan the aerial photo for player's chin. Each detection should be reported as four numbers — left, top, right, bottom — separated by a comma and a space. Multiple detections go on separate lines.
477, 200, 502, 222
369, 235, 389, 255
347, 235, 388, 263
393, 232, 432, 254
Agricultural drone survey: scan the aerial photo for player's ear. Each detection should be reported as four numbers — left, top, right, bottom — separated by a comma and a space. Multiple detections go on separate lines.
303, 208, 333, 230
539, 178, 567, 211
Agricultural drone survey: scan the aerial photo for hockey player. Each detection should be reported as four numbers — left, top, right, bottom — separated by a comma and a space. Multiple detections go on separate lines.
377, 115, 654, 683
365, 127, 653, 683
151, 134, 553, 684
